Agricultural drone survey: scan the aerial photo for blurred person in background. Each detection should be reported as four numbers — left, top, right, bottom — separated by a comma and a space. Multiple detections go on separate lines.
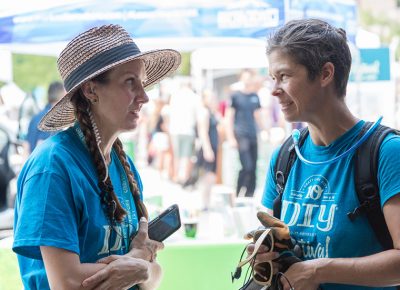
196, 89, 220, 211
225, 69, 263, 198
0, 125, 15, 213
13, 24, 181, 290
25, 81, 65, 153
147, 96, 173, 179
168, 79, 202, 185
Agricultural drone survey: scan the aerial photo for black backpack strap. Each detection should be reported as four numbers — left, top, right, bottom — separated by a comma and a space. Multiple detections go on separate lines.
273, 128, 309, 218
349, 122, 398, 251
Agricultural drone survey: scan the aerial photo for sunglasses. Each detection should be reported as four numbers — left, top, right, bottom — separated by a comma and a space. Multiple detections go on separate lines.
232, 228, 275, 287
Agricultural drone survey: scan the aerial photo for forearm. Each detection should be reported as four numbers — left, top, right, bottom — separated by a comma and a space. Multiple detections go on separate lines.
139, 261, 163, 290
224, 108, 236, 141
316, 249, 400, 287
42, 246, 148, 290
73, 263, 108, 289
45, 259, 107, 289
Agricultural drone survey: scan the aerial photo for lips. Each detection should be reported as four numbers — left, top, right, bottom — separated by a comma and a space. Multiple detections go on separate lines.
279, 100, 294, 111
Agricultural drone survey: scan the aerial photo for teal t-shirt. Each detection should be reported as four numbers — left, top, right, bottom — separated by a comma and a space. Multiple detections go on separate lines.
262, 120, 400, 290
13, 125, 142, 289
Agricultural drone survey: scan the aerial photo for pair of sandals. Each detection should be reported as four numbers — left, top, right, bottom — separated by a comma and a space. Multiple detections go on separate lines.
232, 212, 303, 290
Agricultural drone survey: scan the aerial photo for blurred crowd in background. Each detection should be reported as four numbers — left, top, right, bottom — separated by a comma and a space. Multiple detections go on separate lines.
0, 68, 299, 235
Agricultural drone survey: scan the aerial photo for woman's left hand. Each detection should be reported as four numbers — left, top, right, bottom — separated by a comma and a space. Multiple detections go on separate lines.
279, 259, 321, 290
129, 217, 164, 262
81, 255, 150, 289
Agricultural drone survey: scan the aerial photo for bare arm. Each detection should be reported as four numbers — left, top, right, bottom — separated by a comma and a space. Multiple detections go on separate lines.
138, 261, 163, 290
197, 107, 214, 161
42, 218, 163, 290
41, 246, 152, 290
41, 246, 106, 290
314, 194, 400, 287
281, 194, 400, 290
224, 107, 237, 146
81, 217, 163, 290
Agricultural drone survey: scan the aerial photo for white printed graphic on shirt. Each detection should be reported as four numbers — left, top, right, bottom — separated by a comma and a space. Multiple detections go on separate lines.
98, 225, 123, 255
281, 175, 337, 259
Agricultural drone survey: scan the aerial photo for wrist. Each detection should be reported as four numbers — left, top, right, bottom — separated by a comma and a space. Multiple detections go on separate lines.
128, 249, 144, 259
314, 258, 331, 284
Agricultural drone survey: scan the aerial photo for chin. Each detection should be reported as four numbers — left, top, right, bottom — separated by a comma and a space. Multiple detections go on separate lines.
121, 116, 138, 130
283, 112, 303, 124
123, 125, 137, 132
126, 121, 139, 131
283, 114, 296, 123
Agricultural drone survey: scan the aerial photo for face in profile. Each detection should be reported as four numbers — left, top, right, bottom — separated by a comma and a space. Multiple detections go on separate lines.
268, 50, 322, 123
89, 59, 149, 133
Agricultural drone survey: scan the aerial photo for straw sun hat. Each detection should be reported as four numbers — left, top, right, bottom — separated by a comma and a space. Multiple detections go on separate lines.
39, 24, 181, 132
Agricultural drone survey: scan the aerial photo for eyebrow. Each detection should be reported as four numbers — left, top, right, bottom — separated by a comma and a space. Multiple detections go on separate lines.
269, 66, 292, 77
122, 71, 147, 81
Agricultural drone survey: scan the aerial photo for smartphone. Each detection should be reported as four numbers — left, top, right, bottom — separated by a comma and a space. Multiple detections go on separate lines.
148, 204, 181, 242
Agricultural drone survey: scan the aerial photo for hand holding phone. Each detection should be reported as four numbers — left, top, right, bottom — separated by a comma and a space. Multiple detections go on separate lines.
148, 204, 181, 242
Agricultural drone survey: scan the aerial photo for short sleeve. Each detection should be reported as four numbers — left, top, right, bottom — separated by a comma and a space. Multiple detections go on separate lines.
378, 134, 400, 206
230, 93, 237, 109
261, 147, 281, 209
13, 171, 79, 260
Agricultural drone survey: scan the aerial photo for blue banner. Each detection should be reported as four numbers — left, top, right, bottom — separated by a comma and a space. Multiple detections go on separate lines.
286, 0, 357, 43
349, 47, 391, 82
0, 0, 284, 44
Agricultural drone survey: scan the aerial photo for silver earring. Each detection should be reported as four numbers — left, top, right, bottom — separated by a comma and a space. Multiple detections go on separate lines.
91, 98, 98, 104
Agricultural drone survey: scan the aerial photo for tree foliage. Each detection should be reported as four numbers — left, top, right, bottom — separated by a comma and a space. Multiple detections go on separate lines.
359, 9, 400, 60
12, 54, 61, 93
12, 51, 189, 94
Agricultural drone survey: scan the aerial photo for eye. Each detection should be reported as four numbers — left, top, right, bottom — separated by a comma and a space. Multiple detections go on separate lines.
126, 78, 135, 85
280, 74, 288, 81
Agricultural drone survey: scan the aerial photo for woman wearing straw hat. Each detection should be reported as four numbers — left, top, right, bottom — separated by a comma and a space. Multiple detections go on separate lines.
12, 24, 181, 290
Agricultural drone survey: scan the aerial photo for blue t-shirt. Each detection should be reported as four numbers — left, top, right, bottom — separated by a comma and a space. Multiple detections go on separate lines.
26, 104, 54, 152
230, 91, 261, 139
262, 120, 400, 290
13, 125, 143, 289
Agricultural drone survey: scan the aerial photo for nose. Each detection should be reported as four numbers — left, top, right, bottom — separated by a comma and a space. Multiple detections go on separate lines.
142, 91, 149, 104
138, 86, 149, 105
271, 83, 283, 97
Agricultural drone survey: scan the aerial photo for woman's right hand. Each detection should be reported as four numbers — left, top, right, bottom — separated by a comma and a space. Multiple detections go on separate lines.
82, 256, 150, 289
129, 217, 164, 262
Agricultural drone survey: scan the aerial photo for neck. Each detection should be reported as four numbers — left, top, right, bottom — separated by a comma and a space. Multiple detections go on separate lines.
99, 129, 120, 165
307, 101, 358, 146
242, 86, 253, 94
91, 114, 120, 165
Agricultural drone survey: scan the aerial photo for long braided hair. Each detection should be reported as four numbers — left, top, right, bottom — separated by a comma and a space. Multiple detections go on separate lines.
70, 76, 148, 223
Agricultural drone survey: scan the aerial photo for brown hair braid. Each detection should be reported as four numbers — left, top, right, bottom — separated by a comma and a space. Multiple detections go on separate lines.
113, 139, 148, 220
71, 91, 126, 222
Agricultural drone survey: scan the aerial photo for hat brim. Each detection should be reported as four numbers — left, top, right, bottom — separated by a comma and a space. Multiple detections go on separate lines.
39, 49, 181, 132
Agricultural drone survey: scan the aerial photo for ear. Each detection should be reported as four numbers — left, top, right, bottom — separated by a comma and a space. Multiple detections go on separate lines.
81, 81, 97, 100
320, 62, 335, 88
